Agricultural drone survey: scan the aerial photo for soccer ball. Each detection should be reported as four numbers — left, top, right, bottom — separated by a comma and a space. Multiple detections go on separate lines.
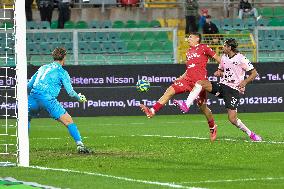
136, 79, 150, 92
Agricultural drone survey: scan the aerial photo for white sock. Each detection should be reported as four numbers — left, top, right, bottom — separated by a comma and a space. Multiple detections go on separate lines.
236, 119, 251, 136
186, 83, 202, 107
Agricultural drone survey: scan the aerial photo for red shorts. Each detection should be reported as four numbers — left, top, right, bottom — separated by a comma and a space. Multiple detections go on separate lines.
171, 78, 207, 105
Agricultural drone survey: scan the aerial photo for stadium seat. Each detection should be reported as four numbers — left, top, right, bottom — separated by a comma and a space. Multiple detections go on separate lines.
78, 42, 91, 54
58, 32, 72, 43
132, 32, 144, 41
39, 21, 50, 29
268, 18, 284, 26
260, 7, 274, 18
151, 41, 163, 52
264, 30, 276, 40
112, 20, 125, 28
101, 41, 115, 53
137, 41, 151, 52
114, 41, 127, 53
89, 41, 101, 53
120, 32, 132, 41
222, 18, 233, 31
256, 19, 269, 27
33, 33, 45, 43
75, 21, 89, 29
45, 32, 58, 42
27, 21, 38, 29
275, 40, 284, 51
108, 32, 120, 42
277, 30, 284, 40
233, 18, 244, 31
27, 42, 39, 54
30, 55, 44, 66
163, 41, 173, 52
144, 31, 156, 41
79, 32, 95, 42
50, 21, 58, 29
64, 21, 75, 29
39, 43, 52, 54
89, 20, 100, 28
95, 32, 108, 42
125, 20, 137, 28
156, 31, 168, 42
63, 42, 73, 53
274, 7, 284, 17
137, 20, 150, 28
126, 41, 138, 53
155, 19, 165, 27
243, 18, 255, 30
100, 20, 112, 28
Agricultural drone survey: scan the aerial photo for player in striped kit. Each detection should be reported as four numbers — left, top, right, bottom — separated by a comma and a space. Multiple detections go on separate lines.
28, 47, 93, 153
174, 38, 262, 141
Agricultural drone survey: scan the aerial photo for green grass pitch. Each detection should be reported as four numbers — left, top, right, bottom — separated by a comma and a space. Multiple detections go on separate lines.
1, 112, 284, 189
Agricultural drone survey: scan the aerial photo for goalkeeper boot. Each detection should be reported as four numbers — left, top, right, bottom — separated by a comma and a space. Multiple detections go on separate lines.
77, 144, 93, 154
249, 132, 262, 142
140, 104, 154, 118
209, 125, 217, 142
173, 99, 189, 113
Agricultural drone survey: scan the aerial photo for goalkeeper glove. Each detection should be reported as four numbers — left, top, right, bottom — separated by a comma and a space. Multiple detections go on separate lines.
78, 93, 87, 102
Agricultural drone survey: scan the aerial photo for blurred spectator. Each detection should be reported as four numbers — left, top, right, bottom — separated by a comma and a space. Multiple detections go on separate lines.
238, 0, 261, 20
198, 8, 208, 31
203, 15, 219, 34
203, 15, 219, 45
36, 0, 54, 23
25, 0, 34, 21
185, 0, 199, 34
58, 0, 71, 29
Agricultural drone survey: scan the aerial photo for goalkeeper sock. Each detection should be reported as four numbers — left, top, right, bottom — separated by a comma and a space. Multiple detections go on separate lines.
236, 119, 251, 136
186, 83, 202, 107
67, 123, 82, 143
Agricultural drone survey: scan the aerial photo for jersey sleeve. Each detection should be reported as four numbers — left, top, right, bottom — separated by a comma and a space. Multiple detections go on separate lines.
61, 70, 80, 101
204, 45, 216, 58
27, 71, 38, 91
240, 55, 254, 71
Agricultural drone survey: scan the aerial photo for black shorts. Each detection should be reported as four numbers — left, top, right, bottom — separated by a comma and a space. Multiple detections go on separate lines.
210, 83, 240, 110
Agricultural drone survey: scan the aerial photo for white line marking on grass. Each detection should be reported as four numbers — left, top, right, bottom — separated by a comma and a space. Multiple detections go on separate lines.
180, 177, 284, 184
29, 166, 206, 189
101, 135, 284, 144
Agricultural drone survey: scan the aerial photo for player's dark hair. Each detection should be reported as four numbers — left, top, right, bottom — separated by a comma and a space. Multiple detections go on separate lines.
52, 47, 67, 61
224, 38, 238, 52
189, 32, 202, 43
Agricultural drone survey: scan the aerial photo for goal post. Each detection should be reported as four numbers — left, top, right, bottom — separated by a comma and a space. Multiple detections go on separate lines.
15, 0, 29, 167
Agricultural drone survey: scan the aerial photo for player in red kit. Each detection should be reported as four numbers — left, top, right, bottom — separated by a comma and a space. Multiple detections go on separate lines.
140, 32, 221, 141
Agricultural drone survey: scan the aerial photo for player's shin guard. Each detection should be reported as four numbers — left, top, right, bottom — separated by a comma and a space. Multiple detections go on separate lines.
186, 83, 202, 107
67, 123, 83, 145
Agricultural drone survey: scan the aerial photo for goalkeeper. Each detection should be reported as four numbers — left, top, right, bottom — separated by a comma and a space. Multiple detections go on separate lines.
27, 47, 92, 154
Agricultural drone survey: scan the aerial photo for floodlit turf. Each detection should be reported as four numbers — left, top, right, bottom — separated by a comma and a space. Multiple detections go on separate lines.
1, 112, 284, 189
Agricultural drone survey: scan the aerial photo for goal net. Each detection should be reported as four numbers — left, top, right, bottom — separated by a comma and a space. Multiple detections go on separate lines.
0, 0, 29, 167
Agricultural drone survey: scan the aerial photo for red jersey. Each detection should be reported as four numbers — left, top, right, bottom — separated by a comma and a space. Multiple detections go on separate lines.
185, 44, 216, 81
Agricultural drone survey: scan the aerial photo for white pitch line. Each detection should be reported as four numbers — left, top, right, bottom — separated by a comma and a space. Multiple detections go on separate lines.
179, 177, 284, 184
29, 166, 206, 189
101, 134, 284, 144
